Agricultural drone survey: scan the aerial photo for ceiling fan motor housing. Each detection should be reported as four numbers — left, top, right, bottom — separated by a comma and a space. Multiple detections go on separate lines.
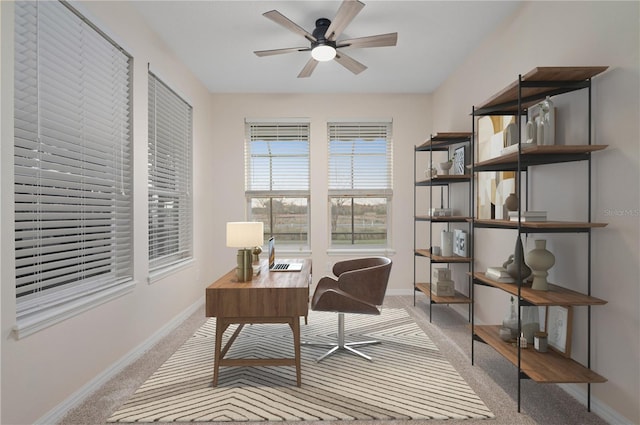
312, 18, 336, 48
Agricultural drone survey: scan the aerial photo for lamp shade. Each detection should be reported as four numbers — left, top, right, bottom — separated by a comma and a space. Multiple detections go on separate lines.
226, 222, 264, 248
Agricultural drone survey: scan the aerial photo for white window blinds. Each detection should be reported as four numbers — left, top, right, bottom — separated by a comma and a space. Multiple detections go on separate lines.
328, 121, 393, 196
148, 72, 193, 272
245, 121, 310, 196
14, 0, 133, 335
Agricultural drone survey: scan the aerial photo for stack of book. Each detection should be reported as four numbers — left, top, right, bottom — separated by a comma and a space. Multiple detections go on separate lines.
508, 210, 547, 222
429, 208, 453, 217
485, 266, 515, 283
431, 267, 455, 296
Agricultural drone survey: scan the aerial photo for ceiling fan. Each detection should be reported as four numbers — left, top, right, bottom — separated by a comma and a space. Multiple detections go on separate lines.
254, 0, 398, 78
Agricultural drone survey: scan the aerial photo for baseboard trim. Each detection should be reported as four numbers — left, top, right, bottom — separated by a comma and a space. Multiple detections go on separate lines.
558, 384, 632, 425
35, 298, 204, 425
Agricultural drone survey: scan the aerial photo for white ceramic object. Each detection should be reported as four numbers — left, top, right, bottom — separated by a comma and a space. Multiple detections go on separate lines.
525, 121, 536, 144
439, 161, 452, 175
526, 239, 556, 291
441, 230, 453, 257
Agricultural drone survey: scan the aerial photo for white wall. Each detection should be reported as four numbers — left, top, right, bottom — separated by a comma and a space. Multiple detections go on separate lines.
432, 2, 639, 423
0, 2, 222, 424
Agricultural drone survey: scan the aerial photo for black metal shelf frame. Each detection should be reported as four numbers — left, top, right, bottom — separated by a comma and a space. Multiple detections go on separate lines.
413, 133, 473, 323
470, 73, 598, 413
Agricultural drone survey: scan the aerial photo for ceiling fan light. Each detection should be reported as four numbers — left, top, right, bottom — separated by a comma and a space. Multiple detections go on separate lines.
311, 44, 336, 62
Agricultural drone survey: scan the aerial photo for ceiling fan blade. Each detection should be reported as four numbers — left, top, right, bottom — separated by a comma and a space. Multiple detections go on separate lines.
338, 32, 398, 49
297, 58, 319, 78
263, 10, 316, 42
324, 0, 365, 41
254, 47, 310, 57
334, 51, 367, 75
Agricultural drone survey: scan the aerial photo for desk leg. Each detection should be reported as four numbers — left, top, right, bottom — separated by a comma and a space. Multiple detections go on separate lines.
291, 317, 302, 387
213, 318, 224, 387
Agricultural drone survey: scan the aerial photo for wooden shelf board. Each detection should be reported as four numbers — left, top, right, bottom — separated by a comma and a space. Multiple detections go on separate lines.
472, 272, 607, 306
415, 249, 471, 263
415, 215, 471, 222
417, 132, 472, 150
472, 219, 607, 231
416, 283, 472, 304
475, 67, 608, 114
474, 325, 607, 383
472, 145, 608, 171
416, 174, 472, 185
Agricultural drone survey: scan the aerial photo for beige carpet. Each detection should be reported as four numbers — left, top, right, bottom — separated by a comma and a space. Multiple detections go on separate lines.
59, 296, 610, 425
107, 309, 494, 422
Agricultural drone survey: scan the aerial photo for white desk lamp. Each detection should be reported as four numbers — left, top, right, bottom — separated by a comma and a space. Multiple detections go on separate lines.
226, 222, 264, 282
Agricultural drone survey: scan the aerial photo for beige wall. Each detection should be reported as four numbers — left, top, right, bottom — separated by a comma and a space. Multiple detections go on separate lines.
209, 93, 431, 288
432, 1, 639, 423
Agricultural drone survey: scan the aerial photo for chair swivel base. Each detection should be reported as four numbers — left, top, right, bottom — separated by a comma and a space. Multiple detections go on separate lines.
303, 313, 380, 362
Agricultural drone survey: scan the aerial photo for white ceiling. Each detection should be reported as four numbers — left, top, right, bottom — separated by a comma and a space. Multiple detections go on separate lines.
131, 1, 521, 94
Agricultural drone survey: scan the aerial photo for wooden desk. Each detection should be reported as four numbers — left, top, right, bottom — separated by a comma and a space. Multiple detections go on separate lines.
205, 259, 311, 386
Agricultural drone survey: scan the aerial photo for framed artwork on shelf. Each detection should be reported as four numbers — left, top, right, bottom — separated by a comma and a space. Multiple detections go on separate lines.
453, 146, 465, 175
453, 229, 468, 257
545, 305, 573, 357
476, 116, 516, 219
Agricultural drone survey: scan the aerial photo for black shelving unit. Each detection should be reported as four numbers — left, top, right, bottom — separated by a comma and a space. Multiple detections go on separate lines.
470, 67, 609, 412
413, 132, 473, 322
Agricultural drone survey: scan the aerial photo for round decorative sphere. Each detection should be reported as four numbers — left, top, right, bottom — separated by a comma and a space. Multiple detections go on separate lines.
505, 192, 518, 212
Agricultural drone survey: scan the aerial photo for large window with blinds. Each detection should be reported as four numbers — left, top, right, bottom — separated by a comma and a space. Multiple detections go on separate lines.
328, 121, 393, 246
148, 73, 193, 274
245, 121, 310, 247
13, 0, 133, 336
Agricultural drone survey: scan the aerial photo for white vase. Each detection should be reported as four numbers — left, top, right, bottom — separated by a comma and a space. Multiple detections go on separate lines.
536, 116, 545, 146
526, 240, 555, 291
541, 96, 554, 145
441, 230, 453, 257
439, 161, 452, 175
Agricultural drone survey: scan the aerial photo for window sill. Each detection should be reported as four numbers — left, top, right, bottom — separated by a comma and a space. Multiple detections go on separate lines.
327, 247, 396, 257
148, 258, 195, 284
271, 248, 312, 257
13, 280, 136, 339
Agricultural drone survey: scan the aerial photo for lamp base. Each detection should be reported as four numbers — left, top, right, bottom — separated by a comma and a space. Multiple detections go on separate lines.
236, 248, 253, 282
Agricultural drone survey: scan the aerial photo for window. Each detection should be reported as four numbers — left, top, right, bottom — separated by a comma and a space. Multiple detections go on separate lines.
13, 0, 133, 336
148, 73, 193, 274
245, 121, 310, 247
328, 121, 393, 246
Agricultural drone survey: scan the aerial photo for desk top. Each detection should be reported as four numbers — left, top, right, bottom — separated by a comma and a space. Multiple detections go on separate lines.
205, 259, 311, 318
207, 259, 311, 289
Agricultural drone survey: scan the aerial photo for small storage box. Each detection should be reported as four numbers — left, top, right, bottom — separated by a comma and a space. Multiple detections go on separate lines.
432, 268, 451, 282
431, 280, 455, 296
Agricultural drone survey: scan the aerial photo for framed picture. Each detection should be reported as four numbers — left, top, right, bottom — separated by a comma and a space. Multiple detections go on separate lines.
476, 116, 516, 219
453, 146, 465, 175
453, 229, 468, 257
545, 305, 573, 357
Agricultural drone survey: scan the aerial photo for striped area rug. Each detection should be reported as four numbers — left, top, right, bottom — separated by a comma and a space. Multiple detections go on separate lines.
108, 308, 493, 422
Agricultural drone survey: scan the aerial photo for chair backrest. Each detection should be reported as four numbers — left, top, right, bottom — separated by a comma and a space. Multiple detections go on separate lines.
333, 257, 392, 307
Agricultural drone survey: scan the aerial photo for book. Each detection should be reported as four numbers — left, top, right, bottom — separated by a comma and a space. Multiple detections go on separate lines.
509, 216, 547, 222
508, 210, 547, 217
485, 267, 515, 283
508, 210, 547, 222
500, 142, 536, 156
